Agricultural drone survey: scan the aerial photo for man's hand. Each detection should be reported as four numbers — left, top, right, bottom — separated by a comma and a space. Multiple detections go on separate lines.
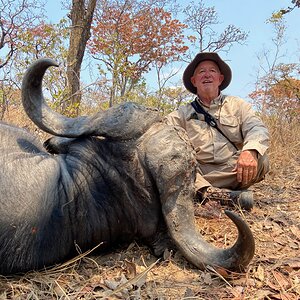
233, 150, 258, 186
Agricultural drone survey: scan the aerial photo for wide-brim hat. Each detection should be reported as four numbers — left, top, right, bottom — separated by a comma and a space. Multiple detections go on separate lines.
183, 52, 232, 94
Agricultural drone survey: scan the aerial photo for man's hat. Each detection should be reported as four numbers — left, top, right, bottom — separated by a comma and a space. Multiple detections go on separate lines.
183, 52, 232, 94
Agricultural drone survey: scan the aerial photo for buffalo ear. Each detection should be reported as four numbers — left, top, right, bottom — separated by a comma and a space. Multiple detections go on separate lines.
44, 137, 75, 154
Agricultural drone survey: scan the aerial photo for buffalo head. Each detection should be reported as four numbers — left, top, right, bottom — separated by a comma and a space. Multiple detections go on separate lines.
0, 58, 255, 274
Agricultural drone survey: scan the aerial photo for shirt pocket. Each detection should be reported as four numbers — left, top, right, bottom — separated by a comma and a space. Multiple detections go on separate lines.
219, 115, 242, 143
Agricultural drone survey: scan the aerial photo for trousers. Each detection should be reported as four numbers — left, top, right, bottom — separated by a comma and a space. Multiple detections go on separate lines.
195, 152, 270, 191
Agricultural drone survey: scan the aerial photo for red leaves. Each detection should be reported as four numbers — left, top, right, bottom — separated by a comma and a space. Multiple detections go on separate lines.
88, 4, 188, 78
249, 77, 300, 121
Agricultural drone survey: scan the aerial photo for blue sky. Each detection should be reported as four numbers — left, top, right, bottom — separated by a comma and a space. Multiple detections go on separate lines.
206, 0, 300, 100
45, 0, 299, 102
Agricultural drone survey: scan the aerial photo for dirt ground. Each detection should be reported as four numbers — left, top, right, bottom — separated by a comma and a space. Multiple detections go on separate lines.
0, 161, 299, 300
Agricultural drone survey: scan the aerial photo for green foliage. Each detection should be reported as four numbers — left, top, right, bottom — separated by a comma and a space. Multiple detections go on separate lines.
268, 12, 284, 23
2, 19, 71, 113
0, 0, 45, 69
15, 19, 69, 68
1, 0, 299, 120
272, 0, 300, 18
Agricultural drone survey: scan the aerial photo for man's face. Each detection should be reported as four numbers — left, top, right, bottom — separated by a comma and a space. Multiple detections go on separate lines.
191, 60, 224, 96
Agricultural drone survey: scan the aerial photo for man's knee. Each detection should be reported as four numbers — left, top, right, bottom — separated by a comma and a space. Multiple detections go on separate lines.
252, 153, 270, 185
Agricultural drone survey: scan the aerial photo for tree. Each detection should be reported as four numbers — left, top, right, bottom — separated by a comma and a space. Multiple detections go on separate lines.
65, 0, 97, 115
153, 61, 182, 111
0, 20, 69, 112
88, 0, 188, 107
0, 0, 44, 118
249, 64, 300, 122
250, 17, 288, 115
249, 17, 299, 121
15, 20, 69, 68
0, 0, 43, 69
16, 21, 70, 104
157, 85, 190, 114
277, 0, 300, 16
183, 0, 248, 57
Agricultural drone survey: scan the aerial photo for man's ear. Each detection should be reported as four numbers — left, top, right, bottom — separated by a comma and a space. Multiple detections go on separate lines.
191, 76, 196, 87
219, 74, 225, 85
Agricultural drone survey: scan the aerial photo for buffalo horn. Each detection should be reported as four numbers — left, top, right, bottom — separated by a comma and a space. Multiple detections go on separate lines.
21, 58, 160, 139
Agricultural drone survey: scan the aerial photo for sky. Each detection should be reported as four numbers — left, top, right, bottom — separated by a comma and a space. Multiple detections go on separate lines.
44, 0, 300, 102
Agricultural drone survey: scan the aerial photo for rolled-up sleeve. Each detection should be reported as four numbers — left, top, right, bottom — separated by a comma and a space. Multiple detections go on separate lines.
240, 101, 269, 156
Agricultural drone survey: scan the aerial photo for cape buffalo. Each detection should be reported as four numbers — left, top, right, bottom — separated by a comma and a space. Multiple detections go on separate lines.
0, 58, 255, 275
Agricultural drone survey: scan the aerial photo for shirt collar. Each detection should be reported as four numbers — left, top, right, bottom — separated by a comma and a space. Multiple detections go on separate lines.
197, 93, 223, 107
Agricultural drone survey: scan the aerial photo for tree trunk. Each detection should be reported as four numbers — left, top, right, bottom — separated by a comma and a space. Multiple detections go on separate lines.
65, 0, 96, 115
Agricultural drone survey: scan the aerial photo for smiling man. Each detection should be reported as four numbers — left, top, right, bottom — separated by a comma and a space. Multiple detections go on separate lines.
164, 52, 270, 210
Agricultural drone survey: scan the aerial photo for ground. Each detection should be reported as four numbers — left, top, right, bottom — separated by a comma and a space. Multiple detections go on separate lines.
0, 161, 298, 300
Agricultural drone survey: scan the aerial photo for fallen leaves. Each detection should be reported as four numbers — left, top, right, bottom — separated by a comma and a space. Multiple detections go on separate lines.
250, 260, 300, 300
1, 171, 300, 299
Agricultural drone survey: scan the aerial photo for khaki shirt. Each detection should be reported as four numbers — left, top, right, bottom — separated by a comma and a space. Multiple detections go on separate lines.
164, 94, 269, 165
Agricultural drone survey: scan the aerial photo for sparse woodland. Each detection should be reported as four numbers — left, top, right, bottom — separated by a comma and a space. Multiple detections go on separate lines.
0, 0, 299, 299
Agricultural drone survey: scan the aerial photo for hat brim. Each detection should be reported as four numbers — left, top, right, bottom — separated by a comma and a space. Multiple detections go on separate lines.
183, 52, 232, 94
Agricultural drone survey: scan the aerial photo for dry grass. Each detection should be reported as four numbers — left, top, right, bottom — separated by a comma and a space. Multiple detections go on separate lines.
0, 108, 299, 299
263, 116, 300, 176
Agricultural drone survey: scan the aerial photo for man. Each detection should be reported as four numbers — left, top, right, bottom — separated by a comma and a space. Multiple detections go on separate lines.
164, 52, 270, 210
